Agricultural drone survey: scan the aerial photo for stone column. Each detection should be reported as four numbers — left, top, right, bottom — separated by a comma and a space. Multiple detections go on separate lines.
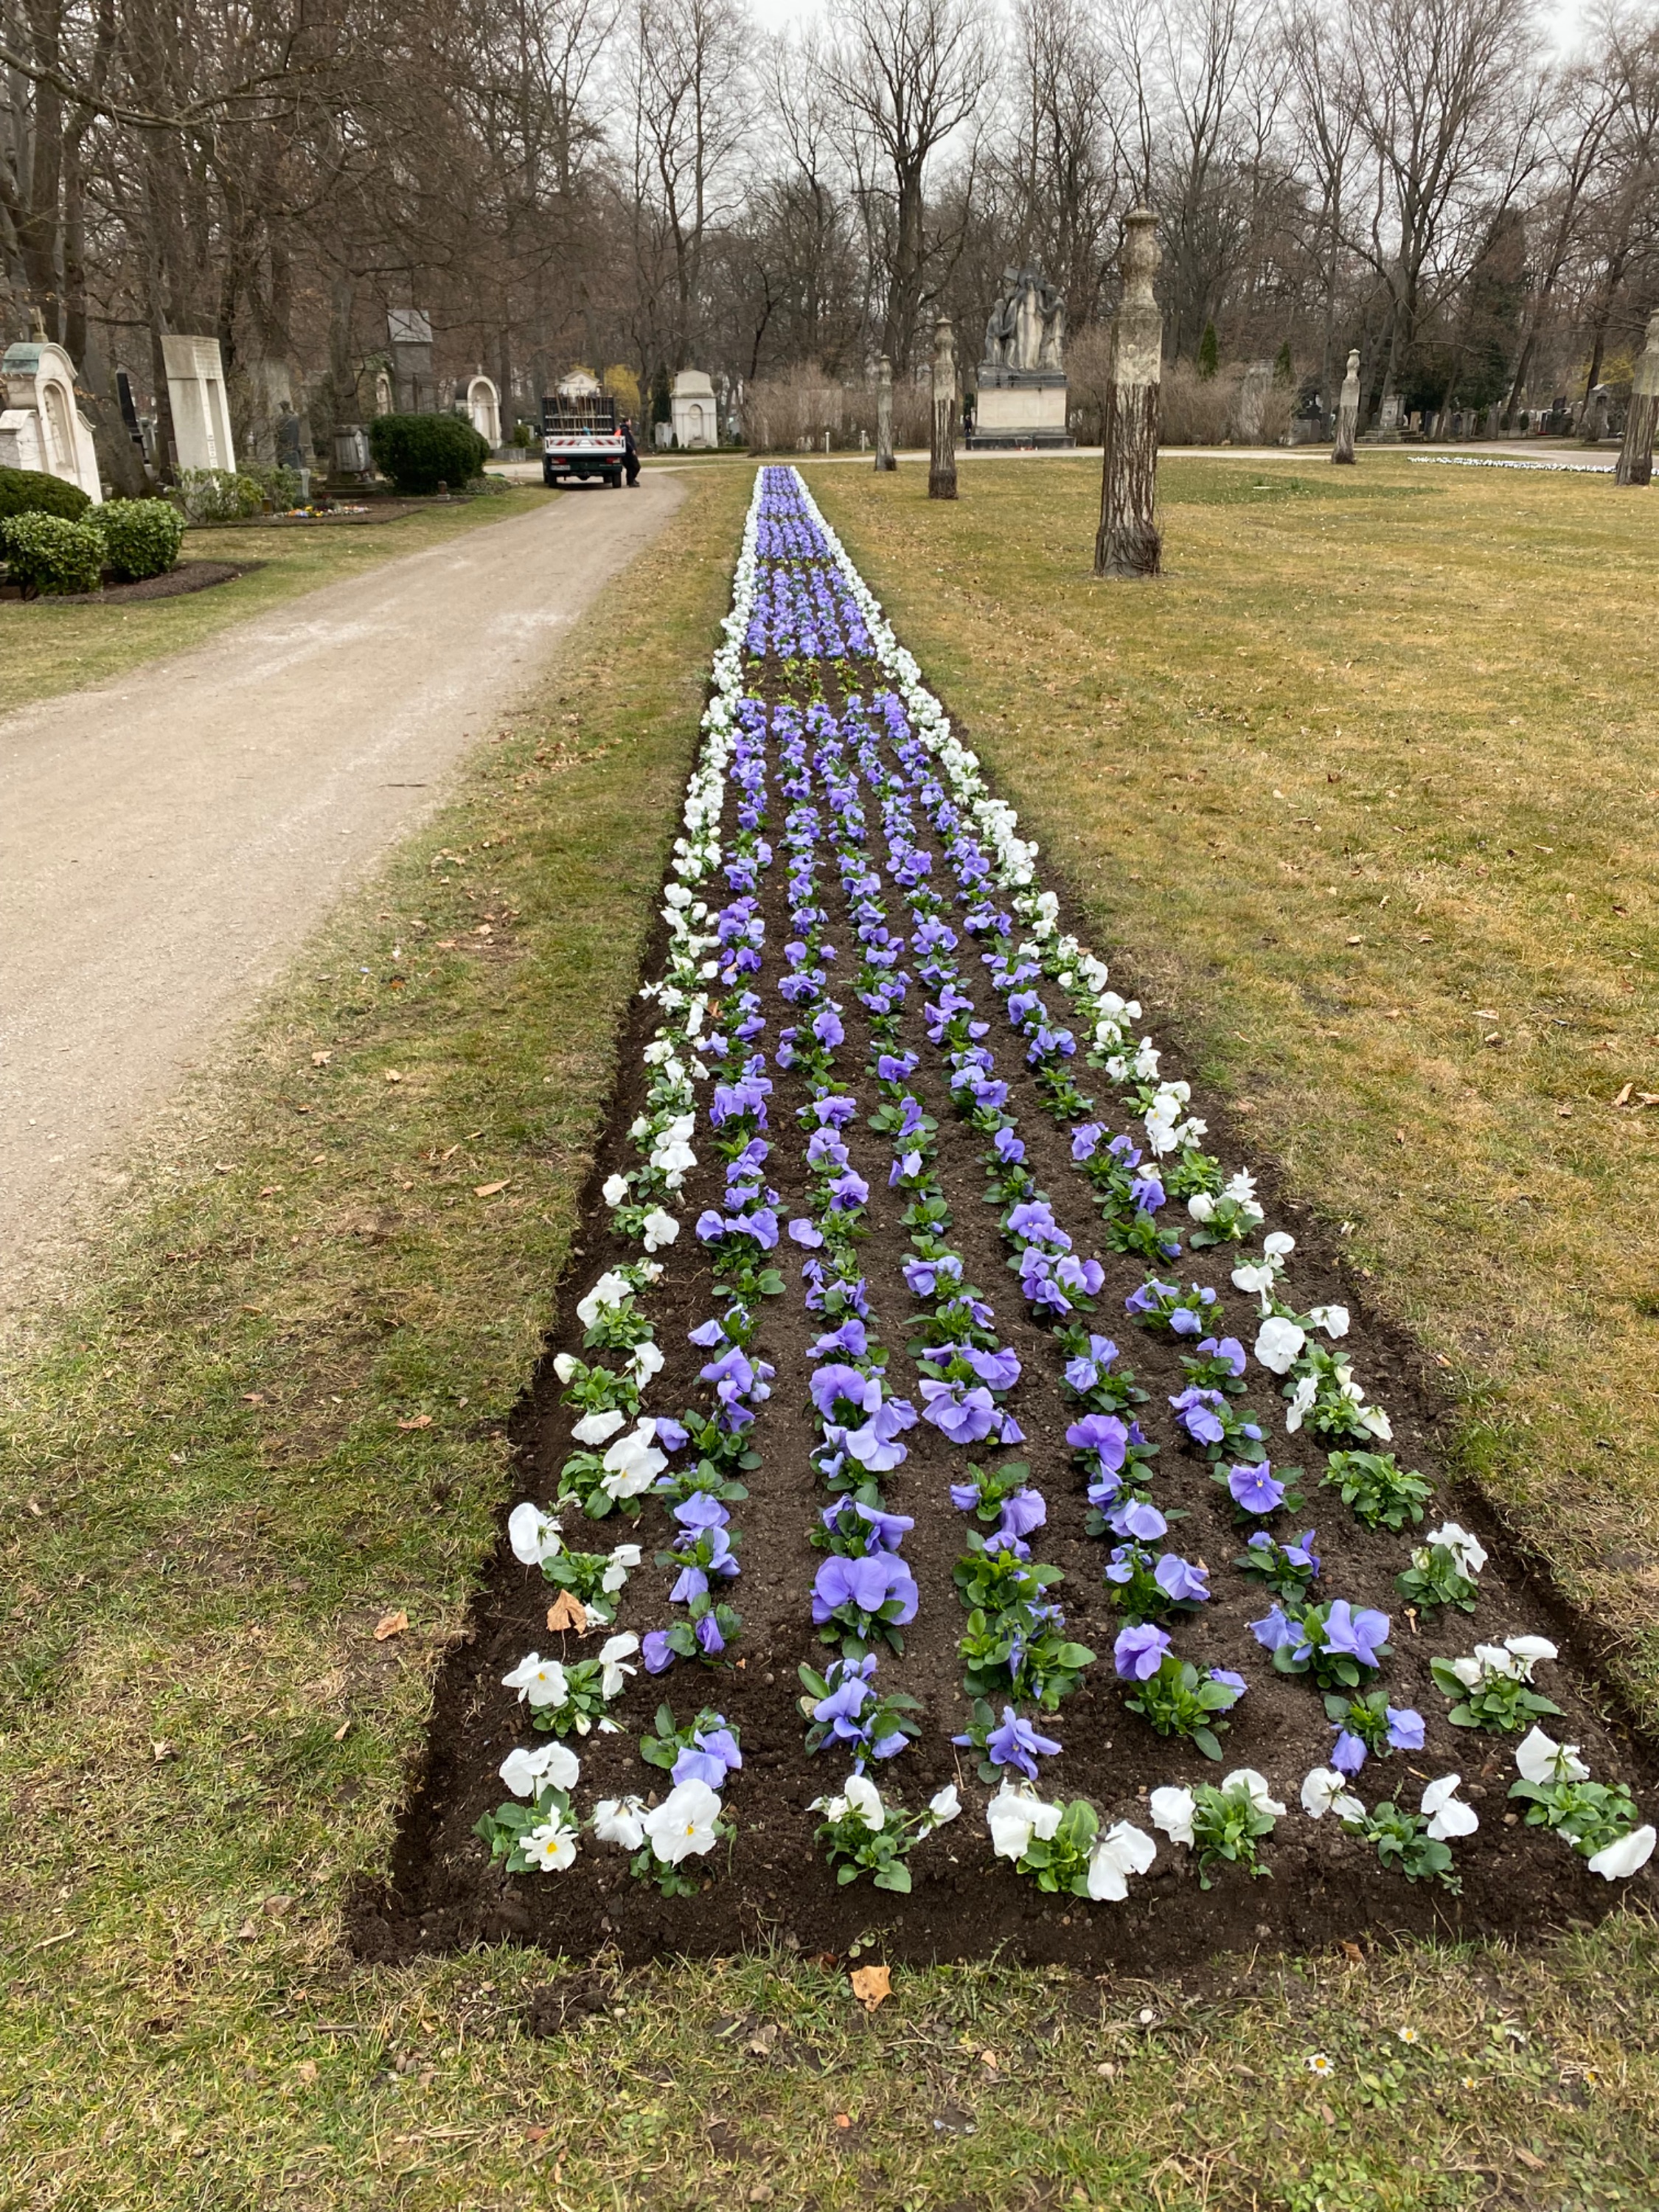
1615, 310, 1659, 487
1094, 206, 1163, 580
928, 321, 958, 500
1332, 349, 1360, 464
875, 353, 896, 473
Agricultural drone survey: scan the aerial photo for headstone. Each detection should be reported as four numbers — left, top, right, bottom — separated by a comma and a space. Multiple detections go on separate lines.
372, 369, 394, 417
1332, 349, 1360, 465
670, 369, 716, 449
276, 408, 305, 470
1094, 207, 1162, 579
967, 265, 1071, 448
1237, 359, 1272, 444
465, 370, 501, 448
0, 339, 105, 502
928, 318, 958, 500
1615, 308, 1659, 488
874, 353, 896, 472
1579, 383, 1611, 444
387, 309, 436, 414
1374, 390, 1402, 442
331, 423, 373, 482
161, 334, 236, 473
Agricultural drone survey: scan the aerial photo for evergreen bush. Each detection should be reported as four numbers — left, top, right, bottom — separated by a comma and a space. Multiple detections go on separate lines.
0, 465, 92, 524
367, 413, 488, 495
174, 468, 266, 522
94, 497, 186, 581
1, 511, 107, 595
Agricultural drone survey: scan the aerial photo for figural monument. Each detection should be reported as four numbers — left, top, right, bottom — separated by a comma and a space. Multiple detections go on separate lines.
968, 265, 1072, 449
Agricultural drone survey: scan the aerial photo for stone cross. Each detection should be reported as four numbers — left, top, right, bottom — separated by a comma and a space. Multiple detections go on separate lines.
1615, 310, 1658, 487
1332, 349, 1360, 465
875, 353, 896, 473
1094, 207, 1162, 578
929, 319, 958, 501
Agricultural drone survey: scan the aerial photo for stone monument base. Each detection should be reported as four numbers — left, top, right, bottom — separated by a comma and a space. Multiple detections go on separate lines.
967, 378, 1071, 449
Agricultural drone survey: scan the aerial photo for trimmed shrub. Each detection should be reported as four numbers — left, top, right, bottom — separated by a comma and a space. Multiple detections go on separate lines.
175, 467, 266, 522
243, 462, 304, 510
1, 510, 107, 596
0, 464, 92, 524
94, 497, 186, 581
368, 412, 489, 495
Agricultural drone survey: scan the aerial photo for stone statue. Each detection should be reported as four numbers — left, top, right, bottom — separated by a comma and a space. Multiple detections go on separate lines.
1615, 307, 1659, 488
1332, 349, 1360, 465
929, 319, 958, 501
981, 266, 1065, 376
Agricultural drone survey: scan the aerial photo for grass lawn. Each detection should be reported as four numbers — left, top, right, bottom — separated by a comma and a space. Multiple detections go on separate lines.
2, 454, 1658, 2211
0, 485, 547, 716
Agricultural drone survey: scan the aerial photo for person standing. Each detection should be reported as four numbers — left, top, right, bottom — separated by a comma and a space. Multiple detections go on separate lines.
621, 415, 640, 487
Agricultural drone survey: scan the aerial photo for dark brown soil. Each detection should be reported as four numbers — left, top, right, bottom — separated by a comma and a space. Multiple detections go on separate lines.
0, 557, 251, 605
350, 651, 1658, 1975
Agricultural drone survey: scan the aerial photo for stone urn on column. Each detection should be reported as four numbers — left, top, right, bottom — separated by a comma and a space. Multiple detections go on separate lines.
1615, 309, 1659, 488
1332, 349, 1360, 464
929, 319, 959, 500
875, 353, 897, 473
1094, 207, 1163, 579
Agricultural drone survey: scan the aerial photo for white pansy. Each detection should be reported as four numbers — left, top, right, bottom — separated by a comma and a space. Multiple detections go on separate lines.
1505, 1634, 1557, 1674
928, 1784, 962, 1826
1255, 1315, 1307, 1374
592, 1795, 649, 1850
987, 1782, 1061, 1861
1514, 1726, 1589, 1787
844, 1775, 885, 1830
601, 1542, 644, 1594
1232, 1262, 1278, 1296
597, 1632, 640, 1698
1301, 1767, 1366, 1823
1149, 1785, 1196, 1846
500, 1739, 580, 1797
1588, 1826, 1656, 1880
575, 1270, 633, 1328
602, 1172, 630, 1207
1421, 1774, 1478, 1841
1425, 1522, 1488, 1579
641, 1778, 723, 1863
502, 1652, 568, 1708
601, 1421, 669, 1500
1285, 1375, 1318, 1433
1310, 1304, 1349, 1339
522, 1815, 580, 1872
1186, 1192, 1216, 1223
553, 1353, 580, 1385
1358, 1401, 1394, 1441
628, 1339, 667, 1385
1223, 1768, 1287, 1819
571, 1408, 627, 1447
1222, 1169, 1258, 1206
1088, 1822, 1157, 1901
508, 1502, 563, 1565
1263, 1231, 1296, 1262
641, 1208, 680, 1253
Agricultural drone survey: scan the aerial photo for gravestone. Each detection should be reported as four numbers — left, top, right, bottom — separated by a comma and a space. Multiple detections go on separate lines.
1237, 360, 1272, 444
465, 371, 501, 448
330, 424, 373, 483
1579, 384, 1611, 444
159, 335, 236, 474
967, 265, 1071, 448
372, 369, 394, 417
1374, 391, 1402, 442
1615, 308, 1659, 488
875, 353, 896, 472
1332, 349, 1360, 465
928, 318, 958, 500
276, 408, 306, 470
388, 310, 436, 413
671, 369, 716, 449
0, 339, 105, 501
1094, 208, 1162, 579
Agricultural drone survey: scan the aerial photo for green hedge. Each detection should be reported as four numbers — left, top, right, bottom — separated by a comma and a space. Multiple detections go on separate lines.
94, 498, 186, 581
367, 413, 489, 496
0, 465, 92, 524
1, 510, 107, 595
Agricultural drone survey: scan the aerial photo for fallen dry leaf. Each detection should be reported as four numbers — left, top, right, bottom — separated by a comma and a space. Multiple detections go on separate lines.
241, 1392, 265, 1405
151, 1740, 175, 1762
397, 1414, 433, 1430
332, 1719, 350, 1741
832, 2113, 852, 2131
1340, 1939, 1363, 1964
311, 1051, 332, 1067
546, 1590, 589, 1635
473, 1179, 509, 1198
385, 1070, 403, 1084
297, 2059, 318, 2083
1613, 1082, 1633, 1107
849, 1964, 891, 2011
374, 1610, 410, 1641
1515, 2149, 1546, 2172
979, 2047, 999, 2070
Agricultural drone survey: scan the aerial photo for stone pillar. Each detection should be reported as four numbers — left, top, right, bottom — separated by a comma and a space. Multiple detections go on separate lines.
928, 321, 957, 500
1615, 311, 1658, 487
1332, 349, 1360, 465
1094, 206, 1163, 580
875, 353, 896, 472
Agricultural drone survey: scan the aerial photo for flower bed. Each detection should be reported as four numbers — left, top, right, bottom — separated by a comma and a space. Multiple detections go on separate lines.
357, 467, 1656, 1969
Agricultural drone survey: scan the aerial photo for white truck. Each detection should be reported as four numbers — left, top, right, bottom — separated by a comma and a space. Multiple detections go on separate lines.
541, 389, 627, 487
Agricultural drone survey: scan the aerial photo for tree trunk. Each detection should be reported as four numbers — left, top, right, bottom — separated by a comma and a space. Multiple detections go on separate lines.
1615, 310, 1659, 489
875, 352, 896, 471
1095, 207, 1162, 580
928, 319, 957, 500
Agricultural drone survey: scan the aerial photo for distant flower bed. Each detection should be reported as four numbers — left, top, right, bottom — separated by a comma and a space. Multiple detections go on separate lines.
450, 465, 1653, 1956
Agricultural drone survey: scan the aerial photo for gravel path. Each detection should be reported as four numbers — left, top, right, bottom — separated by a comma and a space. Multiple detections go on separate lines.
0, 475, 683, 1310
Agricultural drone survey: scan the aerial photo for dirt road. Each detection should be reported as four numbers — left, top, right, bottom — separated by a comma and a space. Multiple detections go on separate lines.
0, 475, 683, 1308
